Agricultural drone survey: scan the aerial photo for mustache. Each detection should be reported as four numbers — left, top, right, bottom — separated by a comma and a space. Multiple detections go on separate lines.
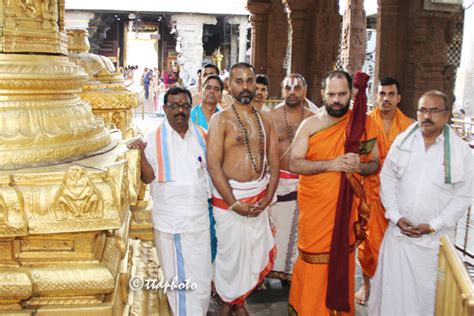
422, 119, 434, 125
174, 113, 186, 118
239, 90, 252, 96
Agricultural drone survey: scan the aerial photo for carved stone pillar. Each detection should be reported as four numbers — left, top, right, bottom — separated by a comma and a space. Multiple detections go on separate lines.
171, 14, 217, 85
286, 0, 340, 104
248, 0, 290, 97
238, 16, 249, 62
230, 24, 239, 66
341, 0, 366, 74
308, 0, 341, 104
375, 0, 462, 117
455, 5, 474, 115
286, 7, 311, 78
247, 1, 270, 73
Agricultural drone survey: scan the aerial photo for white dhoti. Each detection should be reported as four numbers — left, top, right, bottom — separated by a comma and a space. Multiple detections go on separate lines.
270, 170, 299, 277
211, 175, 276, 304
368, 224, 439, 316
154, 229, 211, 316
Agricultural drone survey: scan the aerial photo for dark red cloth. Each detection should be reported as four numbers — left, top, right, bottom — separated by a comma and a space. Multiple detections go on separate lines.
326, 72, 370, 312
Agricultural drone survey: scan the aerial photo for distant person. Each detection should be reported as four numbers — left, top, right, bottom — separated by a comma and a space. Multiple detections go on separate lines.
192, 63, 219, 106
253, 74, 271, 112
144, 69, 153, 100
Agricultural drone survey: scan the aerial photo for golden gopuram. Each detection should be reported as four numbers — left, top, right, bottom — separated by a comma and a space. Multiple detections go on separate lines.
0, 1, 168, 315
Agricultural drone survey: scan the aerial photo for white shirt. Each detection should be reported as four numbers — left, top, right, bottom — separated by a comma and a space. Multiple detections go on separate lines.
381, 129, 473, 248
144, 120, 209, 234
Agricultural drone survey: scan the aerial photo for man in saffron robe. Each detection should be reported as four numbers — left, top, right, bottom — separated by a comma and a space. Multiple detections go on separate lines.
288, 70, 379, 315
356, 77, 413, 305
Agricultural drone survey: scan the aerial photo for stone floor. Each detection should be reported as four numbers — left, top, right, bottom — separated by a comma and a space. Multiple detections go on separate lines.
207, 277, 368, 316
207, 260, 368, 316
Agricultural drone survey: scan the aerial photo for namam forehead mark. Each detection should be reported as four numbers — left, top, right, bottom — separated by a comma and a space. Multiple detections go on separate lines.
232, 68, 255, 82
283, 77, 304, 93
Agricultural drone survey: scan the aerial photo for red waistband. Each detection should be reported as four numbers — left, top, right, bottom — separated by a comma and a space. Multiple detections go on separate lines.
279, 170, 299, 179
211, 190, 267, 209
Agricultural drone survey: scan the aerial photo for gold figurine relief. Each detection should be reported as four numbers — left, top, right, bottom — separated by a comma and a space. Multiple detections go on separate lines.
2, 0, 67, 54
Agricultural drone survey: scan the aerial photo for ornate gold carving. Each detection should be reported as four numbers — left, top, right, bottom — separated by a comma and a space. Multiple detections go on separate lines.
67, 29, 90, 53
0, 186, 27, 237
26, 295, 103, 306
53, 167, 104, 220
31, 264, 115, 296
67, 29, 139, 133
0, 54, 111, 169
0, 269, 33, 300
19, 0, 38, 18
1, 0, 68, 54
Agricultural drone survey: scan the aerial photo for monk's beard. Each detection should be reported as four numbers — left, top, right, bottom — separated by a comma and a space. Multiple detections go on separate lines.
235, 90, 255, 104
325, 101, 350, 118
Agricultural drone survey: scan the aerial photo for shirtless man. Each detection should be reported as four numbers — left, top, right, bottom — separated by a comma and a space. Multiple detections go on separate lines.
268, 74, 315, 281
207, 62, 279, 316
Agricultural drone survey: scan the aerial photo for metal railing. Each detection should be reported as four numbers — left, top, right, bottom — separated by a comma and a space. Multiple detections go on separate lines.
452, 117, 474, 142
455, 207, 473, 262
435, 236, 474, 315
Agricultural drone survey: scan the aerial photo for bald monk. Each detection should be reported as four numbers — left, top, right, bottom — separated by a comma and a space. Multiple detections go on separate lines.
355, 77, 413, 305
288, 70, 379, 315
207, 62, 279, 316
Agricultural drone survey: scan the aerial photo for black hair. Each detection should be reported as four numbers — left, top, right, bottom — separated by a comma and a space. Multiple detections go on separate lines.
203, 74, 224, 92
256, 74, 269, 86
379, 77, 401, 94
202, 63, 219, 74
164, 86, 192, 105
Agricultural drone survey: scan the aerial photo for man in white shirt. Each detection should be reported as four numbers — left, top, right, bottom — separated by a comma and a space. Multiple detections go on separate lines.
128, 87, 211, 315
369, 90, 473, 316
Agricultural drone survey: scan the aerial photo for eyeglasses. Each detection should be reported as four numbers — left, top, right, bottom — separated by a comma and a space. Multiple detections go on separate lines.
417, 107, 448, 115
165, 103, 192, 110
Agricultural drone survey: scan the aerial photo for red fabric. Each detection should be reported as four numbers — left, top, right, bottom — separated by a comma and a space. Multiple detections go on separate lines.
279, 170, 299, 179
326, 72, 369, 312
211, 190, 267, 210
228, 246, 277, 305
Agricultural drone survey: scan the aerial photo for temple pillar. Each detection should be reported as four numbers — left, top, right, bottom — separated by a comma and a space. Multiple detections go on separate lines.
247, 0, 288, 97
375, 0, 462, 118
238, 16, 249, 62
285, 0, 340, 104
247, 1, 270, 73
171, 14, 217, 85
64, 11, 95, 29
230, 25, 239, 66
307, 0, 341, 104
454, 4, 474, 115
341, 0, 366, 74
